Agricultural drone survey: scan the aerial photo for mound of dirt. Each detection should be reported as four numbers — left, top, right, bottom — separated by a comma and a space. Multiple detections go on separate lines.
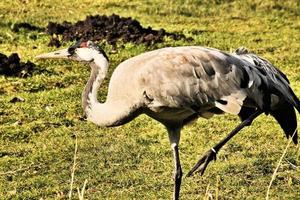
0, 53, 35, 77
46, 14, 190, 47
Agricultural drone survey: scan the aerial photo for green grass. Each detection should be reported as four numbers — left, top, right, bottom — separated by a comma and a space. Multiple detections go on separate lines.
0, 0, 300, 199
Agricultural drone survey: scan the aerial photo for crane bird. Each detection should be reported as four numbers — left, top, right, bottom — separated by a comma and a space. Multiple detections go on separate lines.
36, 41, 299, 200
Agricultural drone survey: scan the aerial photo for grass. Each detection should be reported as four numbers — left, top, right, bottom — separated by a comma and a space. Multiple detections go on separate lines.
266, 129, 298, 200
0, 0, 300, 199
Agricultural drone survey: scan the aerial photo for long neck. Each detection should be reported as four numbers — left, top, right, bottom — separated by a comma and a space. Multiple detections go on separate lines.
82, 55, 140, 127
81, 56, 134, 127
82, 55, 108, 120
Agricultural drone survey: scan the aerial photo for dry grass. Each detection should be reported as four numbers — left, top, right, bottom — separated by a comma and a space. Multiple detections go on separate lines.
266, 128, 299, 200
68, 135, 78, 199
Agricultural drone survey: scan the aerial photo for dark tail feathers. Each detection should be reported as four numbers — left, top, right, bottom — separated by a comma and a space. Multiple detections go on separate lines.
245, 53, 300, 114
270, 102, 298, 144
271, 76, 300, 114
238, 53, 299, 144
238, 104, 298, 145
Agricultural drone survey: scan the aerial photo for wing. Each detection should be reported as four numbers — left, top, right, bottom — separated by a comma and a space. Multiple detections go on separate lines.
140, 47, 250, 115
235, 51, 299, 144
237, 53, 300, 113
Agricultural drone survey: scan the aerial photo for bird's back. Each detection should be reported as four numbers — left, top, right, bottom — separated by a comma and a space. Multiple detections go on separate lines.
121, 47, 250, 113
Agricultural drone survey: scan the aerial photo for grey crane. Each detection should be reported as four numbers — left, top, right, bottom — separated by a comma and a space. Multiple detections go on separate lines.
36, 40, 299, 200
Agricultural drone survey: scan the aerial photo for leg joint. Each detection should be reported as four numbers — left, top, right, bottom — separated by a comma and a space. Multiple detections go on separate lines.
211, 147, 217, 154
174, 166, 182, 182
171, 143, 178, 149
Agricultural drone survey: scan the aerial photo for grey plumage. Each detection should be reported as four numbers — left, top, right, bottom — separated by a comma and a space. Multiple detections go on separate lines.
36, 41, 299, 200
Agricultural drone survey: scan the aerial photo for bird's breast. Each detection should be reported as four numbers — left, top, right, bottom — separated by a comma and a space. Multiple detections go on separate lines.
144, 107, 195, 124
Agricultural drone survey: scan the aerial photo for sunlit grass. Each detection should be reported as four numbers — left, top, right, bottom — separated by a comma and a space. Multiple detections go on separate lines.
0, 0, 299, 199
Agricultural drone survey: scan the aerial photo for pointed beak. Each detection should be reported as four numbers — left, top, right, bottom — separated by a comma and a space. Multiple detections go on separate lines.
35, 48, 71, 60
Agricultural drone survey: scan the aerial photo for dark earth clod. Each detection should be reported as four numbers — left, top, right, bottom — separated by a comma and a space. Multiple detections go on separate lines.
48, 37, 61, 48
46, 14, 191, 47
0, 52, 36, 77
9, 96, 25, 103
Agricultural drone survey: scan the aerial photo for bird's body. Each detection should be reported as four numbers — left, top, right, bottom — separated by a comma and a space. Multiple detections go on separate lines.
95, 46, 298, 131
36, 42, 299, 200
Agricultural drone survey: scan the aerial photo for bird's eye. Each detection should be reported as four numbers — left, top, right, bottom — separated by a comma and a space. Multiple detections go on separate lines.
80, 42, 88, 48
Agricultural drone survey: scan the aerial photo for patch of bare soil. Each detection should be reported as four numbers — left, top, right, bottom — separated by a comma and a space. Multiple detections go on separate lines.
0, 53, 35, 77
46, 14, 191, 47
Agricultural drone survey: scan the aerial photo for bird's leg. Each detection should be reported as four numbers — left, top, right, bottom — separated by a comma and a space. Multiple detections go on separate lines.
187, 109, 263, 177
172, 144, 182, 200
167, 126, 182, 200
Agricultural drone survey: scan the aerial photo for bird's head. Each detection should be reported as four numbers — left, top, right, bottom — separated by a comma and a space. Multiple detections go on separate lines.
36, 40, 109, 72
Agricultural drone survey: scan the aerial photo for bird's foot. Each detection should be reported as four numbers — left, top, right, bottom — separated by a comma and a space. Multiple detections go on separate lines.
186, 148, 217, 177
